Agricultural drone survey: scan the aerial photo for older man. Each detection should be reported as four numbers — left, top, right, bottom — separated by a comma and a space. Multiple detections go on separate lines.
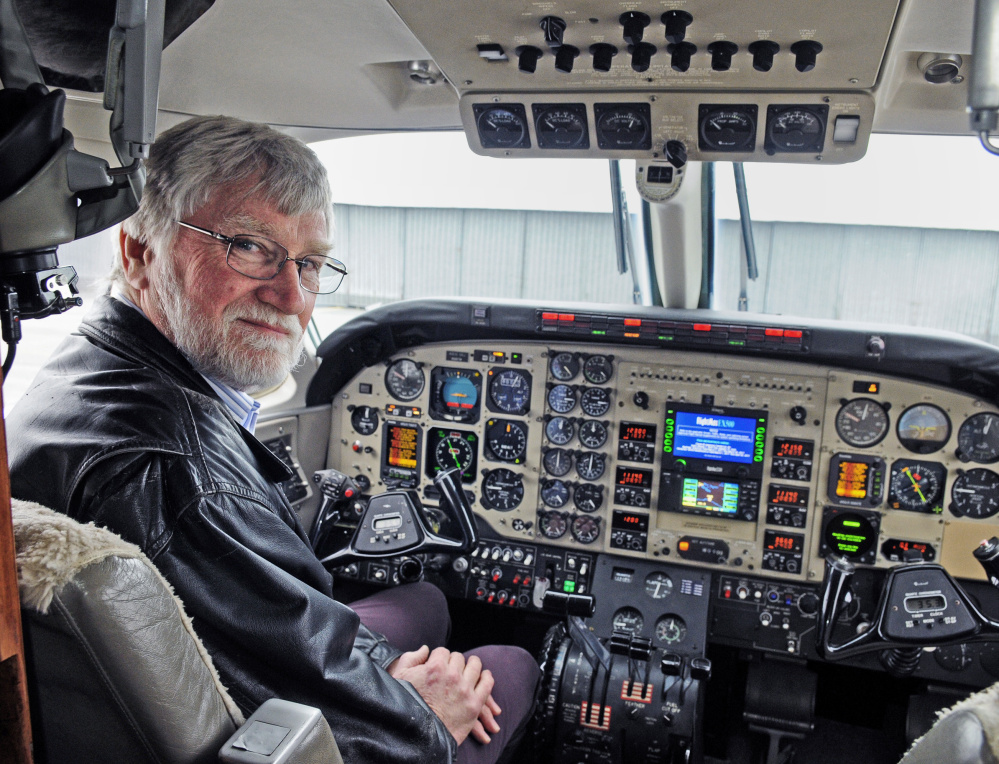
8, 115, 538, 764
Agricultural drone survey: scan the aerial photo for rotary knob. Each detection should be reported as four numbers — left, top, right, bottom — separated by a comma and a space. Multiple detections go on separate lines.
667, 42, 696, 72
629, 42, 657, 72
707, 41, 738, 71
516, 45, 543, 74
539, 16, 567, 49
748, 40, 780, 72
590, 43, 618, 72
554, 45, 580, 73
662, 10, 693, 45
790, 40, 823, 72
619, 11, 651, 46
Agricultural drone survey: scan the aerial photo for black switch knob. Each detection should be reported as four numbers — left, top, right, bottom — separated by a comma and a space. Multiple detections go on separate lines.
516, 45, 543, 74
662, 10, 693, 45
629, 42, 657, 72
664, 140, 687, 168
667, 42, 697, 72
707, 41, 738, 71
590, 43, 618, 72
797, 592, 819, 615
789, 405, 807, 424
661, 653, 683, 676
540, 16, 567, 50
555, 45, 580, 73
690, 657, 712, 682
620, 11, 651, 46
633, 391, 649, 409
748, 40, 780, 72
790, 40, 823, 72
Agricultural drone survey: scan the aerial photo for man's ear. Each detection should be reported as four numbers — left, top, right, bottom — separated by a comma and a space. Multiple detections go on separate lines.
119, 228, 154, 290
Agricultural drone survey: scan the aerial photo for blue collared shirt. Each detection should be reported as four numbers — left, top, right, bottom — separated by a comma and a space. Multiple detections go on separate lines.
110, 288, 261, 434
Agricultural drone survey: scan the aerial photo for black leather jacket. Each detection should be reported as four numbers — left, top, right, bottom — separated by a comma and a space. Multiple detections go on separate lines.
9, 296, 456, 763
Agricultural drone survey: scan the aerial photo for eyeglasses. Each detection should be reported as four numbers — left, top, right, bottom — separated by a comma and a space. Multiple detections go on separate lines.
175, 220, 347, 294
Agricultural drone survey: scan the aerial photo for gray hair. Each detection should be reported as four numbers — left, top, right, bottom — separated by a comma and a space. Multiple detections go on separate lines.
112, 115, 333, 287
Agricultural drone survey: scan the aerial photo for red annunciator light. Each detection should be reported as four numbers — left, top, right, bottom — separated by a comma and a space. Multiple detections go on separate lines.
765, 328, 785, 337
558, 313, 575, 322
542, 312, 558, 320
624, 318, 642, 327
784, 329, 803, 338
693, 323, 712, 332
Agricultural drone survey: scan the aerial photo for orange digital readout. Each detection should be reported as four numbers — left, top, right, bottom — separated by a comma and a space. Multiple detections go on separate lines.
836, 461, 869, 499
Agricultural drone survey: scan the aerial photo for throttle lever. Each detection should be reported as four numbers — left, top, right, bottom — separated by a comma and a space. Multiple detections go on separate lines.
816, 555, 855, 657
542, 591, 610, 673
974, 536, 999, 588
309, 468, 360, 549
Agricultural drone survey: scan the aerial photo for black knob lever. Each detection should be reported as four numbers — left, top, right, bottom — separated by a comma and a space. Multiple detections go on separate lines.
516, 45, 543, 74
630, 42, 657, 72
748, 40, 780, 72
791, 40, 823, 72
662, 10, 693, 45
555, 45, 580, 73
590, 43, 618, 72
540, 16, 567, 49
620, 11, 651, 46
707, 41, 738, 71
667, 41, 696, 72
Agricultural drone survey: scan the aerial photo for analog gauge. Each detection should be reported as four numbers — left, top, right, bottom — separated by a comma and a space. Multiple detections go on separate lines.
432, 432, 476, 476
385, 359, 425, 401
474, 104, 529, 149
950, 468, 999, 519
699, 105, 757, 152
489, 369, 531, 415
644, 572, 674, 599
575, 452, 606, 481
431, 368, 482, 423
766, 105, 827, 152
897, 404, 951, 454
350, 405, 379, 435
654, 615, 688, 645
888, 460, 946, 512
582, 355, 614, 384
545, 416, 575, 445
549, 352, 580, 382
957, 413, 999, 463
594, 105, 652, 150
485, 419, 529, 463
482, 469, 524, 511
835, 398, 889, 448
539, 511, 568, 539
580, 388, 611, 417
578, 420, 608, 449
541, 479, 570, 508
548, 384, 578, 414
611, 607, 645, 636
934, 644, 974, 672
573, 483, 604, 513
543, 448, 573, 477
533, 104, 589, 149
822, 511, 879, 560
570, 515, 601, 544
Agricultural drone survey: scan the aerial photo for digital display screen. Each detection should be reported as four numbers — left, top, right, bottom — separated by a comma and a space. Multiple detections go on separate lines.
373, 515, 403, 531
823, 512, 877, 558
620, 422, 657, 442
386, 422, 419, 469
904, 594, 946, 614
835, 460, 870, 499
773, 438, 814, 459
612, 510, 649, 532
768, 485, 809, 507
764, 529, 804, 554
616, 467, 653, 488
681, 478, 739, 515
671, 411, 761, 464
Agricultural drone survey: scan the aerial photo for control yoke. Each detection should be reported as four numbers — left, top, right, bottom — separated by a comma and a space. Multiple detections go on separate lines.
816, 539, 999, 660
317, 467, 478, 567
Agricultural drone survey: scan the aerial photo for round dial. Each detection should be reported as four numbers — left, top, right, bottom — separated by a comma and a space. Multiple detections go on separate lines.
700, 107, 756, 151
595, 108, 650, 150
489, 369, 531, 414
541, 479, 570, 508
432, 368, 482, 423
897, 404, 951, 454
482, 469, 524, 511
835, 398, 889, 448
654, 615, 687, 645
823, 511, 878, 560
950, 468, 999, 519
611, 607, 645, 635
547, 384, 577, 414
578, 420, 608, 449
644, 572, 674, 600
549, 352, 580, 381
573, 483, 604, 513
476, 106, 528, 148
934, 644, 974, 672
543, 448, 573, 477
767, 107, 825, 151
535, 107, 588, 149
888, 460, 945, 512
385, 359, 425, 401
434, 434, 475, 474
958, 413, 999, 463
350, 405, 379, 435
583, 355, 613, 384
580, 387, 611, 417
545, 416, 575, 445
575, 452, 606, 481
539, 511, 568, 539
485, 419, 528, 463
570, 515, 601, 544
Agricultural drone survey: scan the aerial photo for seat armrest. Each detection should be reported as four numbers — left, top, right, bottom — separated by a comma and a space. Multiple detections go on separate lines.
219, 699, 342, 764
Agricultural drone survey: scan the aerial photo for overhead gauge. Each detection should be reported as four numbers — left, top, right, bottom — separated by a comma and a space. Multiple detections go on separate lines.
539, 511, 569, 539
488, 369, 532, 415
543, 448, 573, 477
578, 420, 608, 449
482, 469, 524, 511
485, 419, 529, 463
575, 452, 606, 481
897, 404, 951, 454
835, 398, 889, 448
385, 359, 425, 401
573, 483, 604, 513
549, 352, 580, 381
888, 460, 946, 513
545, 416, 575, 445
950, 468, 999, 519
698, 105, 758, 152
570, 515, 601, 544
582, 355, 614, 384
644, 572, 674, 599
765, 104, 828, 153
580, 387, 611, 417
473, 103, 530, 149
532, 104, 589, 149
426, 429, 478, 483
430, 367, 482, 423
611, 607, 645, 635
350, 405, 380, 435
654, 615, 687, 645
594, 103, 652, 150
957, 413, 999, 463
548, 384, 578, 414
541, 479, 570, 508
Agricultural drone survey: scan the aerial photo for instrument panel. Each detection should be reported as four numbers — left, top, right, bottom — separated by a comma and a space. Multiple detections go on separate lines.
327, 340, 999, 587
